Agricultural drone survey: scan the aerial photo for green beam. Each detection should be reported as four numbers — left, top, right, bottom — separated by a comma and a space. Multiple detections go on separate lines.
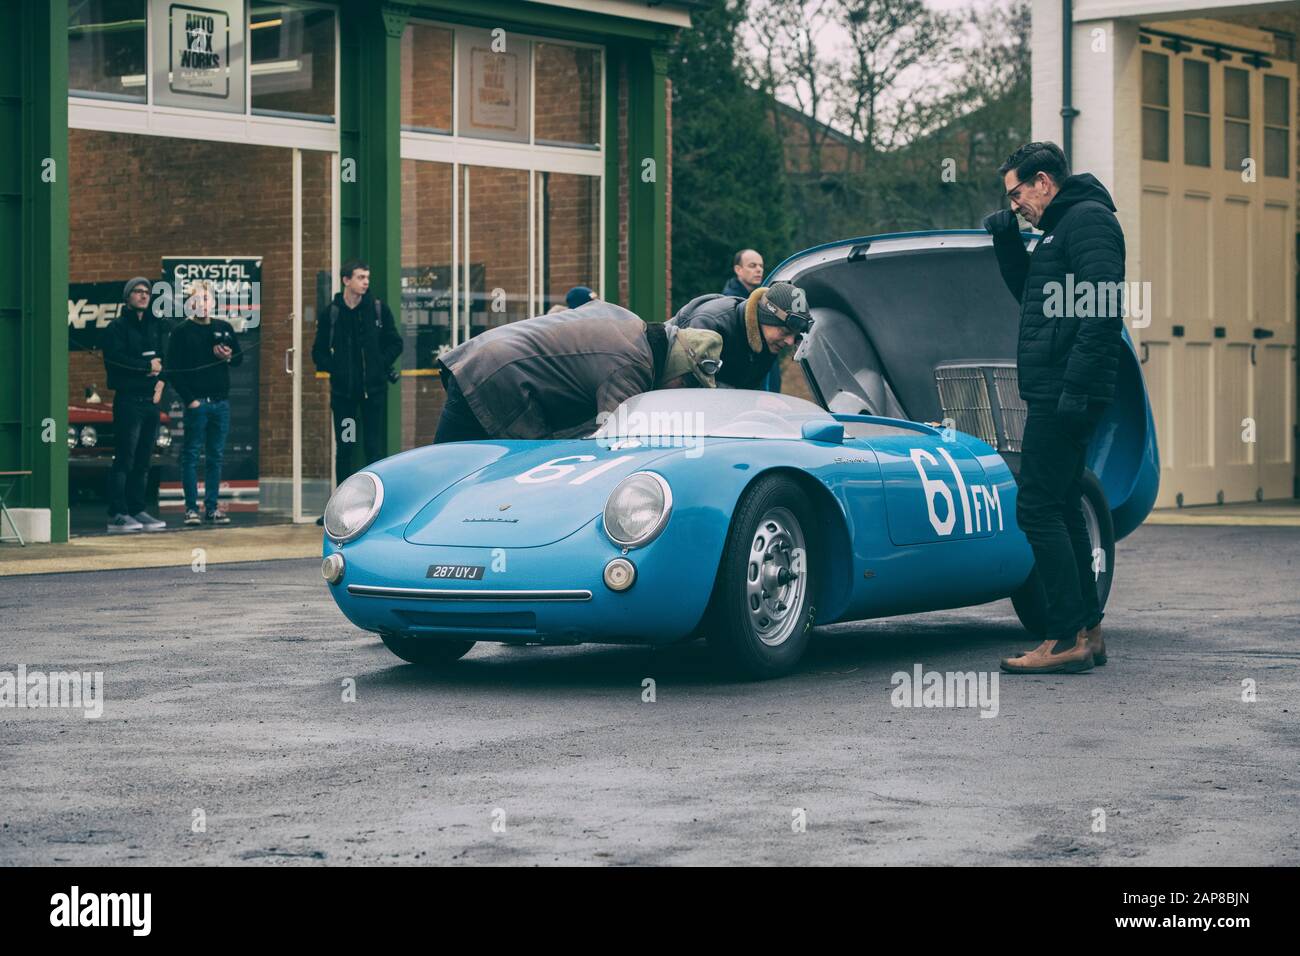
8, 0, 69, 541
625, 42, 668, 324
603, 44, 622, 306
402, 0, 673, 43
340, 0, 404, 456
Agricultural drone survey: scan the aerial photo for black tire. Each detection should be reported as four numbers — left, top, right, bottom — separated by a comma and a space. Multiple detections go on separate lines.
1010, 469, 1114, 637
379, 632, 475, 667
704, 475, 819, 680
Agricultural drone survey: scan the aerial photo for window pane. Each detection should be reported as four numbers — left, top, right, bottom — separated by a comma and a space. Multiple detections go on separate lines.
534, 44, 601, 147
457, 30, 530, 143
401, 23, 453, 133
249, 2, 336, 120
465, 166, 531, 330
539, 173, 600, 311
1184, 114, 1209, 167
1224, 119, 1250, 170
69, 0, 147, 101
1142, 52, 1169, 107
1224, 67, 1249, 119
1183, 59, 1209, 114
1264, 74, 1289, 128
1143, 107, 1169, 161
400, 159, 455, 449
1264, 127, 1289, 178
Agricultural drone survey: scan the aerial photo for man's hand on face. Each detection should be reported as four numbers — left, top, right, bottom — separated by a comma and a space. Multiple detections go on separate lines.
149, 357, 163, 375
982, 209, 1020, 236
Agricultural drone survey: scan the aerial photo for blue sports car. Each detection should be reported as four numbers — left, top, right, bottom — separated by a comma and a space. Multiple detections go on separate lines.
321, 230, 1159, 678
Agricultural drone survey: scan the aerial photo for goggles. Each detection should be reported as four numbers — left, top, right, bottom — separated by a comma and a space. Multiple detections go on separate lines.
759, 296, 814, 334
684, 344, 723, 378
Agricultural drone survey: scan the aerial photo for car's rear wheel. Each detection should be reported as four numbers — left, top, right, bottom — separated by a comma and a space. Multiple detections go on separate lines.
379, 632, 475, 667
705, 475, 818, 679
1010, 469, 1114, 637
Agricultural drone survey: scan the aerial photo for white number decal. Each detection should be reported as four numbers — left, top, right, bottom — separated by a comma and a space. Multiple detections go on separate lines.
909, 447, 1002, 536
514, 455, 634, 486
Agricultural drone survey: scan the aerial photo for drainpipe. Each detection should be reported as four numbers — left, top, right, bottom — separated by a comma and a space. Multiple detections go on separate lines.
1061, 0, 1079, 165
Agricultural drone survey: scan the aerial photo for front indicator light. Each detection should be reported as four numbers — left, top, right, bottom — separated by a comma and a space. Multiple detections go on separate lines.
603, 558, 636, 592
322, 552, 346, 584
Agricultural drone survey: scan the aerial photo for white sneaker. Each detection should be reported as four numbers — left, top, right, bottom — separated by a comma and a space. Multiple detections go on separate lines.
131, 511, 166, 532
107, 514, 143, 534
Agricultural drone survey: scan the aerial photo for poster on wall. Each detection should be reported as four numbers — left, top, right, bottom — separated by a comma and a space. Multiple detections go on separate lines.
457, 29, 529, 143
151, 0, 246, 112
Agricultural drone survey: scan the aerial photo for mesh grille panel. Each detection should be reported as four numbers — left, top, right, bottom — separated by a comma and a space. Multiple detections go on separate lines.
991, 367, 1026, 452
934, 366, 997, 446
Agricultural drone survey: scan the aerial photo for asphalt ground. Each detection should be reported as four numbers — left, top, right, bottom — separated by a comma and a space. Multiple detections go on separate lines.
1, 523, 1296, 866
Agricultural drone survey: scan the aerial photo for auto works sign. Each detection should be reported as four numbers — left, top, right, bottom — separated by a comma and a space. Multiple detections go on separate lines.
151, 0, 246, 113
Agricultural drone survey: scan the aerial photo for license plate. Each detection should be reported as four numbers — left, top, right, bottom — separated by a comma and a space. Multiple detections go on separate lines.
427, 564, 485, 580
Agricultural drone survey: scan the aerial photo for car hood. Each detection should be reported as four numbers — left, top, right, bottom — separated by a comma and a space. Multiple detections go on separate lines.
402, 440, 680, 547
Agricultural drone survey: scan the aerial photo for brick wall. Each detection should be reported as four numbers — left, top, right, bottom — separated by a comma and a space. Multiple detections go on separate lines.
68, 129, 334, 483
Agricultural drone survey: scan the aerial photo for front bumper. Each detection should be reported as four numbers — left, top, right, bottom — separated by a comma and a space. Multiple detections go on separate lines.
323, 510, 721, 647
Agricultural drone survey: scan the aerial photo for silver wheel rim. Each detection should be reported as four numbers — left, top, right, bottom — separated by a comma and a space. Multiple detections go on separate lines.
1082, 494, 1104, 586
745, 507, 807, 647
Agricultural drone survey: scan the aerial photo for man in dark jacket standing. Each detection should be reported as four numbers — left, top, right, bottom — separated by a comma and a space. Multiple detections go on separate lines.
434, 302, 723, 442
100, 277, 168, 533
983, 141, 1126, 675
670, 281, 809, 390
311, 259, 403, 487
722, 248, 764, 298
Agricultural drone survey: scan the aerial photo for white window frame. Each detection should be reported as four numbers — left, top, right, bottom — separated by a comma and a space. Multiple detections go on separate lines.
399, 18, 607, 324
69, 0, 341, 153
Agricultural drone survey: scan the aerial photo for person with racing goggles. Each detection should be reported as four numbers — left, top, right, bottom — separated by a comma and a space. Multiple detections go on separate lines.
668, 280, 812, 390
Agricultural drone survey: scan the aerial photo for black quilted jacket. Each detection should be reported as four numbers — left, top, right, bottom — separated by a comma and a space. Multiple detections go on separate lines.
990, 173, 1127, 413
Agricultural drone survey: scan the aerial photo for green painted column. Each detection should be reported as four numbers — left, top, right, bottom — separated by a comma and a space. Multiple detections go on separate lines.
625, 41, 669, 324
603, 44, 623, 307
2, 1, 69, 541
340, 0, 405, 456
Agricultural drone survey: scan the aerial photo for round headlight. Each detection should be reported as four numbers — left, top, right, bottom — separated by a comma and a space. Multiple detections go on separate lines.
67, 426, 77, 449
324, 471, 384, 543
80, 425, 97, 448
603, 472, 671, 548
155, 425, 171, 448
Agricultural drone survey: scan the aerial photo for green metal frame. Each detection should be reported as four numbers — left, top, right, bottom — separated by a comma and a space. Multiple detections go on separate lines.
624, 42, 669, 323
2, 1, 69, 542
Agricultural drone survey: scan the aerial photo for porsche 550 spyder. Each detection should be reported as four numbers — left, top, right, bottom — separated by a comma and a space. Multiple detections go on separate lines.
320, 229, 1159, 679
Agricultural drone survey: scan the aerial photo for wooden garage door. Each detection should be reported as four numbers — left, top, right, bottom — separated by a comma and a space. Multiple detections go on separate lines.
1139, 34, 1296, 506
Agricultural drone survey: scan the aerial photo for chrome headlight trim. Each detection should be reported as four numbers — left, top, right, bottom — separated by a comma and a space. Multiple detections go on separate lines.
324, 471, 384, 544
602, 471, 672, 549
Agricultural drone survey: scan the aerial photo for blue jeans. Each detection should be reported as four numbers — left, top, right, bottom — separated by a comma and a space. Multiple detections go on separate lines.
181, 398, 230, 513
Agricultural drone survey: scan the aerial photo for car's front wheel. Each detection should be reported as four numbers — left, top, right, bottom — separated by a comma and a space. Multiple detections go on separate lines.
705, 475, 818, 679
379, 632, 475, 668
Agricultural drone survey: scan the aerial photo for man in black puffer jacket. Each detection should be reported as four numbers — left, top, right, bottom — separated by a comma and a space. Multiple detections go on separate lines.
982, 141, 1126, 676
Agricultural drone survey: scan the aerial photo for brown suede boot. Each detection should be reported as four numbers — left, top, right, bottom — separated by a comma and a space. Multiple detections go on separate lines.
1085, 623, 1107, 665
1000, 629, 1095, 674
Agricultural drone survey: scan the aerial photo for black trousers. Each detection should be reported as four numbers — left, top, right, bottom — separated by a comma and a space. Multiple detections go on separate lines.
1016, 402, 1104, 642
331, 391, 387, 485
433, 368, 489, 444
107, 395, 160, 517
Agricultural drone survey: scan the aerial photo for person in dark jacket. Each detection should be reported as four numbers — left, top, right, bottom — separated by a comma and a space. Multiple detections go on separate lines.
669, 281, 809, 390
983, 141, 1126, 676
100, 277, 167, 533
721, 249, 781, 391
310, 259, 403, 488
165, 281, 243, 525
434, 302, 723, 442
722, 248, 764, 298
